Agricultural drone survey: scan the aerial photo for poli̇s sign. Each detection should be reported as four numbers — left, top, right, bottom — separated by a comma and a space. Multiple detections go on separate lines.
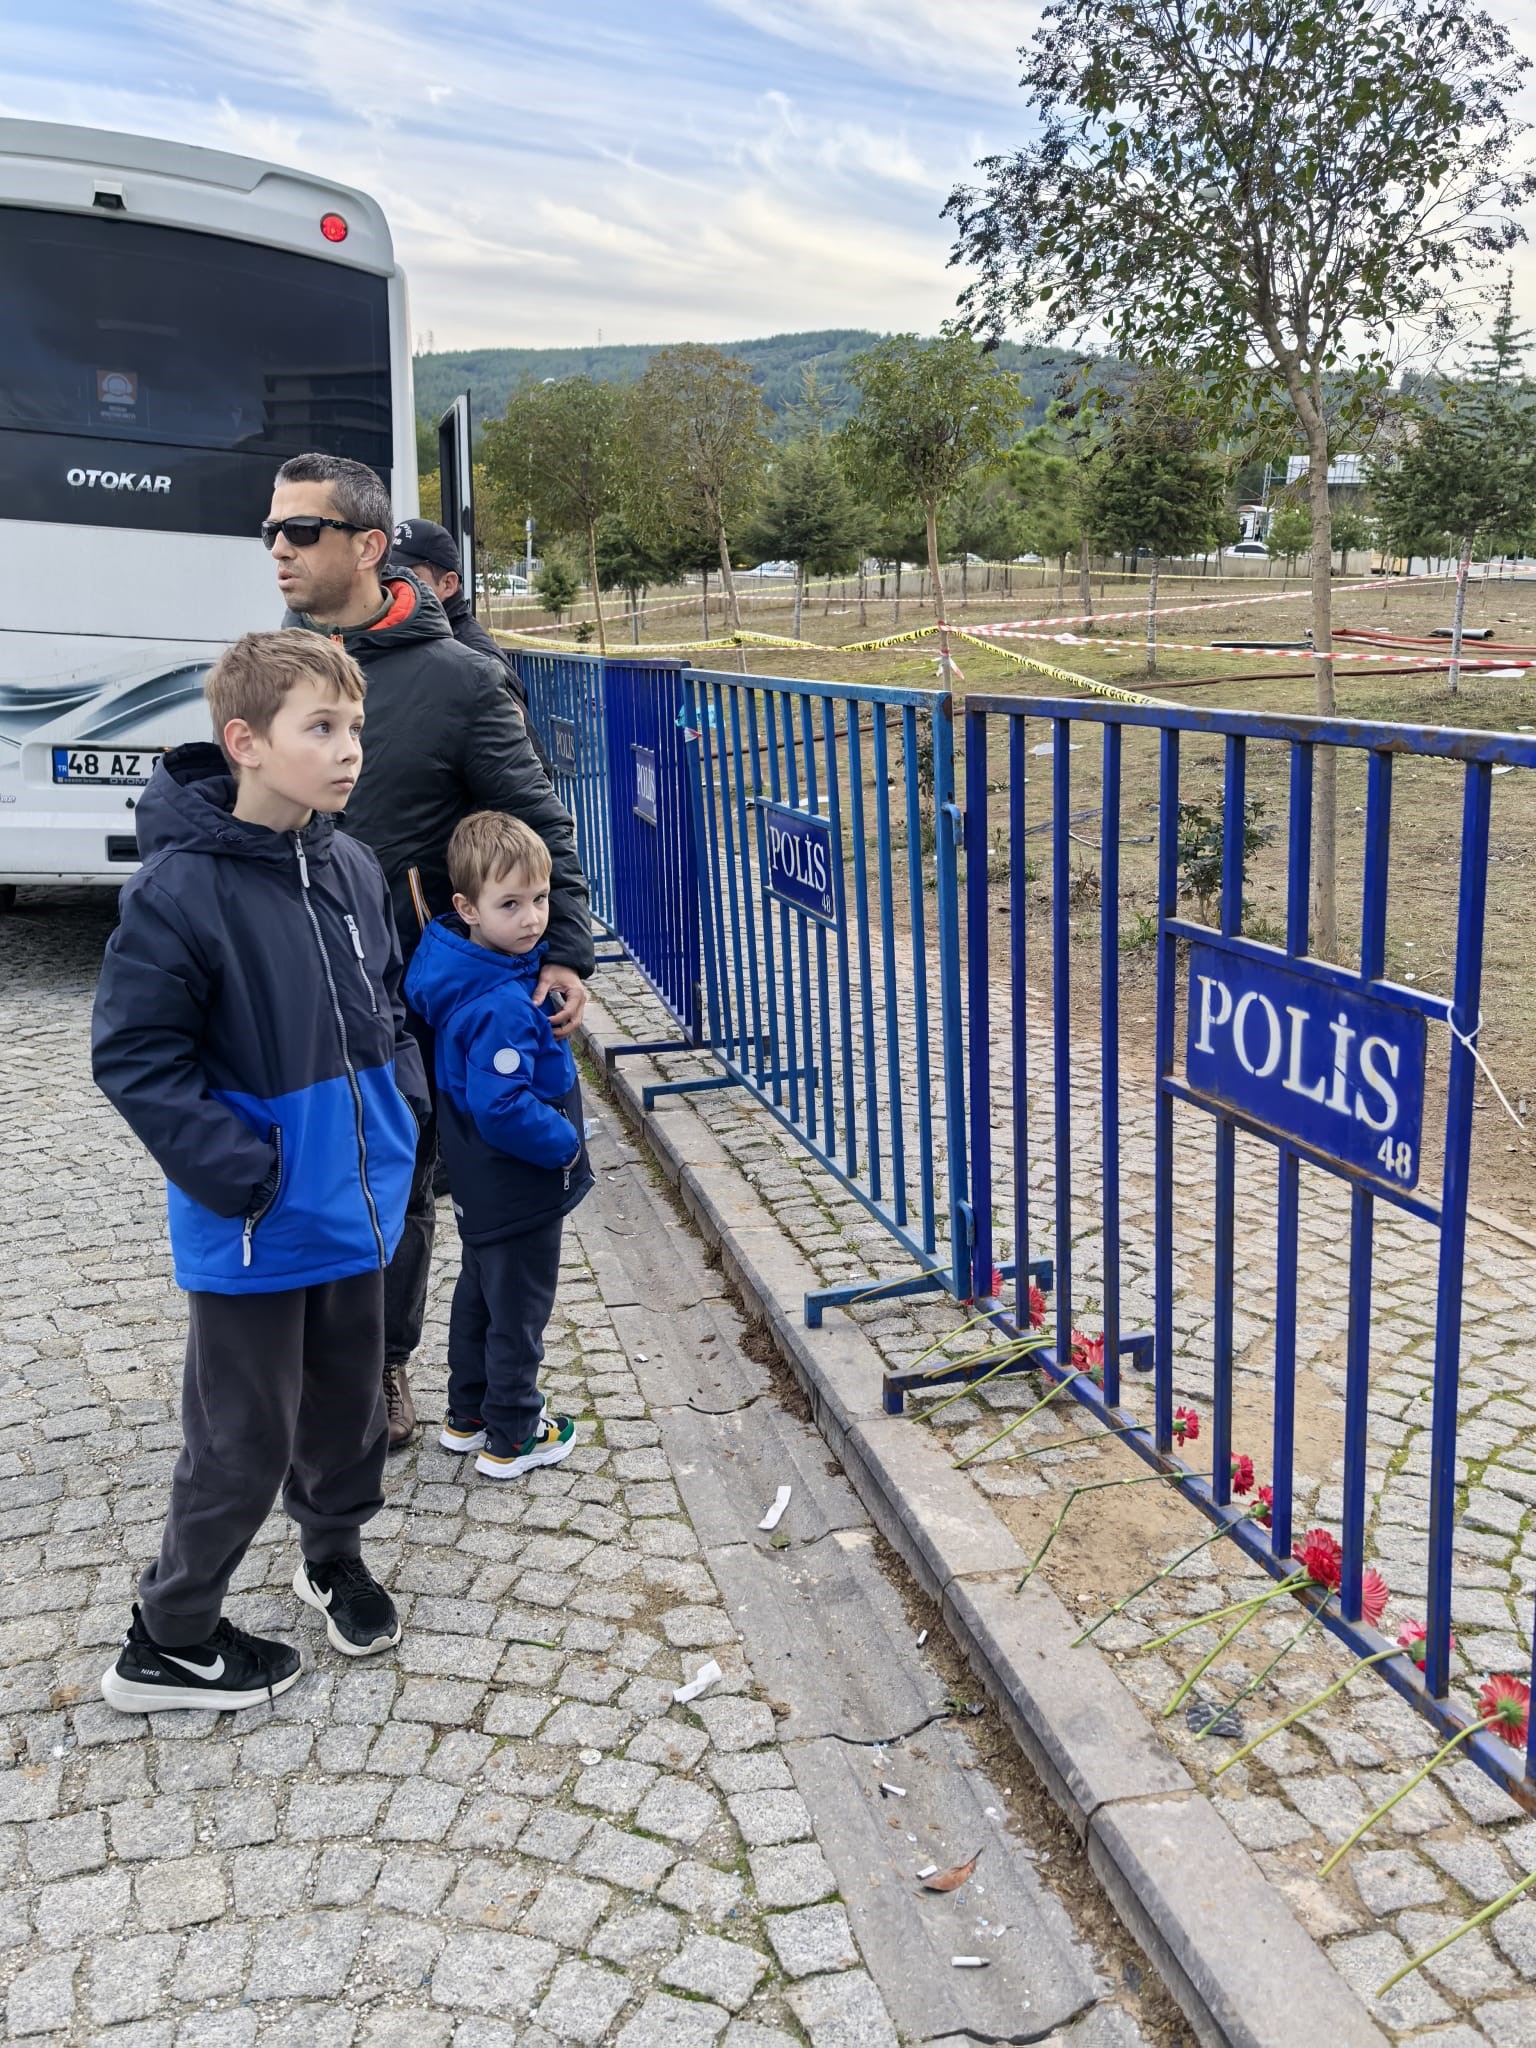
632, 746, 658, 826
1184, 942, 1427, 1188
551, 718, 578, 777
761, 801, 837, 928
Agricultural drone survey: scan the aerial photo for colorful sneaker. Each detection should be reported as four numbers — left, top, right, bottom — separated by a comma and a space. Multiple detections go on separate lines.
101, 1607, 301, 1714
293, 1557, 401, 1656
439, 1414, 487, 1455
476, 1412, 577, 1481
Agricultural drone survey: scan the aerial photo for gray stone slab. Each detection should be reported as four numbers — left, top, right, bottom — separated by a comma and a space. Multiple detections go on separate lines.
706, 1526, 947, 1743
653, 1391, 866, 1551
945, 1573, 1194, 1833
788, 1730, 1096, 2042
1088, 1795, 1388, 2048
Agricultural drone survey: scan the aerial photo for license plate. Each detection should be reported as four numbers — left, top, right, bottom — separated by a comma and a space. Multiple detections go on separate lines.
51, 746, 164, 786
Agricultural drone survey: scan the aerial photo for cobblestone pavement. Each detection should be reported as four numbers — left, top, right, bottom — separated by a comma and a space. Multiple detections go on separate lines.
599, 953, 1536, 2046
0, 895, 1156, 2048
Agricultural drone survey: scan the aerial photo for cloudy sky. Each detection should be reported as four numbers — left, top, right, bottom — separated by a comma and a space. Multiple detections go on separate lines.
7, 0, 1536, 355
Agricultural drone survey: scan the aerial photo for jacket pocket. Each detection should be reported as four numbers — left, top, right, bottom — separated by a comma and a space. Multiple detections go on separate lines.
241, 1126, 283, 1269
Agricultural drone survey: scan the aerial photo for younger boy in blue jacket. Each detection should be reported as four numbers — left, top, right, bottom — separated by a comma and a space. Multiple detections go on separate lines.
92, 632, 427, 1714
406, 812, 594, 1478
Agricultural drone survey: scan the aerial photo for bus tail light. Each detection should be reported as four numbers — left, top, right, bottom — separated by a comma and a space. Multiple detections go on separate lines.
320, 212, 348, 243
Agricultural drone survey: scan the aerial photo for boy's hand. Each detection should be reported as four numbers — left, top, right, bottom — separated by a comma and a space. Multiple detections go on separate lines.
535, 964, 588, 1040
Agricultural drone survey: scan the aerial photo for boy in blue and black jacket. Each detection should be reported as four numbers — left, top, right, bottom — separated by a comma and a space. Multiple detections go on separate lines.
92, 632, 428, 1714
406, 812, 594, 1478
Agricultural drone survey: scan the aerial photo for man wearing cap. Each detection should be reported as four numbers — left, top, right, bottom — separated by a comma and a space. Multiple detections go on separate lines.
390, 518, 546, 759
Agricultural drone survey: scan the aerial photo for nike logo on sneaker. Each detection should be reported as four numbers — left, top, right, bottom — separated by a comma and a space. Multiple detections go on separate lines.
163, 1652, 225, 1681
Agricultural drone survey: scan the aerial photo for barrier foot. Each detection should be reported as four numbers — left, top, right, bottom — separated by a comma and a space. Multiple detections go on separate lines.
607, 1038, 694, 1063
641, 1074, 745, 1111
592, 948, 627, 966
804, 1268, 951, 1331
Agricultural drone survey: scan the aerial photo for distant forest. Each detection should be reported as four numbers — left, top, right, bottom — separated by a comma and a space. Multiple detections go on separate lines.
412, 330, 1107, 441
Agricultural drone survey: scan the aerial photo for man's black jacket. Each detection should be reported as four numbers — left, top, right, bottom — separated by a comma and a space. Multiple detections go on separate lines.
287, 574, 592, 976
441, 592, 551, 771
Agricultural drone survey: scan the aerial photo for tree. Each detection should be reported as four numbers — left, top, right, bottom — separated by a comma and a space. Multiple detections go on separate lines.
623, 346, 770, 634
594, 515, 676, 644
840, 326, 1024, 683
1329, 505, 1373, 578
863, 504, 927, 625
745, 437, 863, 638
483, 377, 624, 653
1370, 292, 1536, 687
1007, 421, 1083, 605
1266, 503, 1312, 589
941, 475, 1023, 605
534, 553, 581, 625
945, 0, 1536, 952
1083, 376, 1225, 673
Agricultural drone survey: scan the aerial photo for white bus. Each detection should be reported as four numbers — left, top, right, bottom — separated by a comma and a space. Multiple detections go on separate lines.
0, 119, 419, 907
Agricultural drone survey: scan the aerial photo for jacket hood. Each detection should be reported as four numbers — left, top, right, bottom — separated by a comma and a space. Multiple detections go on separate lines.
406, 914, 546, 1029
136, 743, 337, 868
284, 572, 454, 659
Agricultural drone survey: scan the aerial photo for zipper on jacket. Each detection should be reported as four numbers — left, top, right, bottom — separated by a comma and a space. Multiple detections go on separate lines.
293, 832, 387, 1266
343, 914, 379, 1014
242, 1125, 284, 1268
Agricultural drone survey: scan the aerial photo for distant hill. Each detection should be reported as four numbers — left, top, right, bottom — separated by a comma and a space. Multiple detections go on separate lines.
412, 330, 1101, 441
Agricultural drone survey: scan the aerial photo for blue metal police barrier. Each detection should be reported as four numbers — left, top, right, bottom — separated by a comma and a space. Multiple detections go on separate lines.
601, 659, 702, 1044
961, 691, 1536, 1802
681, 669, 971, 1320
518, 650, 616, 933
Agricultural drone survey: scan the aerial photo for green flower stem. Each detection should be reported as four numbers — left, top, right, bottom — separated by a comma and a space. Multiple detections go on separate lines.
1006, 1421, 1142, 1462
906, 1306, 1000, 1373
1136, 1574, 1307, 1656
1193, 1608, 1322, 1742
954, 1368, 1087, 1470
1016, 1473, 1173, 1591
920, 1340, 1037, 1424
1165, 1597, 1278, 1719
1378, 1864, 1536, 1998
1073, 1512, 1263, 1648
1319, 1716, 1498, 1877
1212, 1646, 1401, 1779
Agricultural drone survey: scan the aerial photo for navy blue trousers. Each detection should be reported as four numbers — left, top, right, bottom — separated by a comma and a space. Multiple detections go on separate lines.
446, 1218, 563, 1453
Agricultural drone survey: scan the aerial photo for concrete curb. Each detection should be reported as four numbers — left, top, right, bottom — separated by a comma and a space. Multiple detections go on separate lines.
577, 998, 1388, 2048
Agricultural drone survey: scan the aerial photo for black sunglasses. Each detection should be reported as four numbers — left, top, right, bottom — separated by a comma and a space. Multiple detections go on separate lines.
260, 516, 366, 550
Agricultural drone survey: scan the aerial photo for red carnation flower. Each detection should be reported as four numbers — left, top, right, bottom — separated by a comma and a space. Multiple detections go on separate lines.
1254, 1484, 1273, 1529
1396, 1619, 1456, 1670
1479, 1674, 1531, 1750
1230, 1453, 1255, 1497
1172, 1405, 1199, 1445
1296, 1527, 1343, 1591
1027, 1284, 1046, 1331
1361, 1569, 1389, 1628
1070, 1331, 1106, 1387
989, 1266, 1005, 1299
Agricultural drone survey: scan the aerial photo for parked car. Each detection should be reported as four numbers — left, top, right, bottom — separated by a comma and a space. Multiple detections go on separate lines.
1226, 540, 1269, 558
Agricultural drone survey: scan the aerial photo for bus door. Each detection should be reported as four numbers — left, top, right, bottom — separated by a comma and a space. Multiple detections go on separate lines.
437, 394, 474, 611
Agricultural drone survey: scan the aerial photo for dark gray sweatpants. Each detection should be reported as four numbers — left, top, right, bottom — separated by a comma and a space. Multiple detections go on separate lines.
139, 1270, 387, 1647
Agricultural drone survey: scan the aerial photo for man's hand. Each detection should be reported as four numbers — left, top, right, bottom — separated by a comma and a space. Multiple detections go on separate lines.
535, 965, 589, 1040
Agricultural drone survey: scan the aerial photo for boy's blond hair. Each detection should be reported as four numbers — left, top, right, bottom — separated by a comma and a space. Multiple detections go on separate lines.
205, 632, 365, 766
449, 811, 553, 902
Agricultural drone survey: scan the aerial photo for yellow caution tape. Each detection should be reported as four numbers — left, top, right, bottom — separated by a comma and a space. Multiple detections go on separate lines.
951, 630, 1175, 708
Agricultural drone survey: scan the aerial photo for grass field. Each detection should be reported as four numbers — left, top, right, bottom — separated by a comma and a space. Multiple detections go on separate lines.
500, 568, 1536, 1228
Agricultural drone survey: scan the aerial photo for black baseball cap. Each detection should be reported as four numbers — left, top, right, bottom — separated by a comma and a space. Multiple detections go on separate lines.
390, 518, 461, 575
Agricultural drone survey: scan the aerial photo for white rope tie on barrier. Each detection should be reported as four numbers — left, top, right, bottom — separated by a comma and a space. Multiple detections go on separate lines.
1449, 1012, 1527, 1130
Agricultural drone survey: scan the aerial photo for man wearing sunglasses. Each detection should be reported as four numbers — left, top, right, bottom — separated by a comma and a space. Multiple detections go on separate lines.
265, 453, 593, 1449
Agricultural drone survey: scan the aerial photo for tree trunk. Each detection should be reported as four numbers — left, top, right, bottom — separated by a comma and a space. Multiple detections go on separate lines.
1447, 534, 1474, 693
1057, 553, 1067, 605
961, 557, 969, 608
925, 498, 953, 688
1146, 557, 1159, 676
716, 520, 742, 633
701, 567, 710, 637
630, 586, 640, 646
858, 559, 867, 630
793, 559, 805, 640
585, 520, 607, 656
1078, 534, 1093, 621
1297, 388, 1338, 958
893, 561, 901, 626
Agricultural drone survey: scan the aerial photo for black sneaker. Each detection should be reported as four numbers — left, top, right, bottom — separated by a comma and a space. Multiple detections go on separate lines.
293, 1556, 401, 1656
101, 1606, 301, 1714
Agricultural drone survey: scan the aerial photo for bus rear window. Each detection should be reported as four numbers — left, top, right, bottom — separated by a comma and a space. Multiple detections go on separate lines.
0, 208, 392, 466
